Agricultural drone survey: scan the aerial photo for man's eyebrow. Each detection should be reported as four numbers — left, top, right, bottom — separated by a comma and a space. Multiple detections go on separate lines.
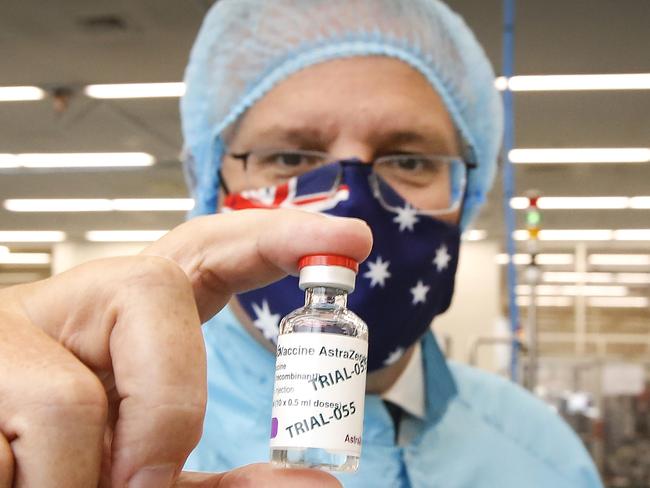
378, 130, 429, 145
243, 123, 457, 152
374, 129, 456, 153
252, 125, 332, 146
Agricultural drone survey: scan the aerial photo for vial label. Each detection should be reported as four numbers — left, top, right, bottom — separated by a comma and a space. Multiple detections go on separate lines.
270, 333, 368, 456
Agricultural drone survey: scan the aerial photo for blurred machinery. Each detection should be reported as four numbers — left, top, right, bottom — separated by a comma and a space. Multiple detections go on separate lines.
468, 334, 650, 486
535, 359, 650, 487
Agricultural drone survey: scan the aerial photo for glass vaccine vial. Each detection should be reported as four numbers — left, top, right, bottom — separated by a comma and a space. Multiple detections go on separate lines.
270, 254, 369, 472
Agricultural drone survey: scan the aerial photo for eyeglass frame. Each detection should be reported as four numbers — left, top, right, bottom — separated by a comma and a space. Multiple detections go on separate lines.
218, 147, 477, 218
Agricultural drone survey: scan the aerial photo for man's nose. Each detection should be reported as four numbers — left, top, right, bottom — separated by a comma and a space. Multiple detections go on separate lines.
327, 140, 374, 164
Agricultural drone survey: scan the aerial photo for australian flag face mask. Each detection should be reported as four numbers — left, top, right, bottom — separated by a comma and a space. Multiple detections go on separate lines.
222, 161, 461, 372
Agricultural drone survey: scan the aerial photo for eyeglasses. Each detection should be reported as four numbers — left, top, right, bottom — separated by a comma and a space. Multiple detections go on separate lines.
224, 149, 476, 215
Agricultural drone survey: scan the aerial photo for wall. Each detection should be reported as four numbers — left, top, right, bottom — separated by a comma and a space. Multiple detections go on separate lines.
433, 240, 505, 374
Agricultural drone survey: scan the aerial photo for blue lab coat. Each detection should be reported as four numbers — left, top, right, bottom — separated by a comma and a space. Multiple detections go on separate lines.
185, 307, 603, 487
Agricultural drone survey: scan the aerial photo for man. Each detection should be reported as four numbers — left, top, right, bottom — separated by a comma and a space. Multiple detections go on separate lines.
181, 0, 602, 486
0, 1, 602, 487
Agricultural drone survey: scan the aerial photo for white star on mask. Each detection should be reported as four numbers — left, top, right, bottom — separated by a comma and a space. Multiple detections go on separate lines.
251, 300, 280, 341
392, 204, 419, 232
384, 347, 405, 366
363, 256, 392, 288
410, 280, 430, 305
433, 244, 452, 272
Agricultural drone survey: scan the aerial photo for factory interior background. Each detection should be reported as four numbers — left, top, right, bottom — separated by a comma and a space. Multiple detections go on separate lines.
1, 0, 649, 484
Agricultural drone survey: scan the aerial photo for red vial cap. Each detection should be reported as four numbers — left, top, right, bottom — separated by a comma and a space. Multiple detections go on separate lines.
298, 254, 359, 273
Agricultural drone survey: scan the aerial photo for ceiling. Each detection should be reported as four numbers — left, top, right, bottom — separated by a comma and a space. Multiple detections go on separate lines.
1, 0, 649, 328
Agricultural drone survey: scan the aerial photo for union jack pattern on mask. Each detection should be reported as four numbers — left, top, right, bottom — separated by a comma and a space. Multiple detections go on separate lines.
223, 163, 349, 213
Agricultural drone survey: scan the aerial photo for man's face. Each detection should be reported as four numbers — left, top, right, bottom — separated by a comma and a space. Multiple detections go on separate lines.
219, 56, 463, 225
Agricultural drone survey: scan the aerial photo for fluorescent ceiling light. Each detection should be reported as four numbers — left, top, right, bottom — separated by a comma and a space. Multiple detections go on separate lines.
509, 148, 650, 164
0, 86, 46, 101
543, 229, 614, 241
510, 197, 529, 210
512, 230, 531, 241
514, 229, 615, 241
461, 230, 487, 241
542, 272, 614, 284
495, 253, 519, 265
0, 154, 19, 169
513, 229, 650, 241
616, 273, 650, 284
516, 284, 628, 297
496, 253, 574, 266
614, 229, 650, 241
499, 73, 650, 91
2, 152, 156, 169
540, 272, 650, 285
112, 199, 194, 211
0, 245, 8, 255
511, 196, 631, 210
589, 254, 650, 266
630, 197, 650, 209
516, 296, 573, 307
5, 199, 113, 212
0, 231, 66, 242
494, 77, 509, 91
536, 254, 576, 266
0, 252, 51, 265
85, 82, 186, 99
4, 198, 194, 212
588, 296, 649, 308
85, 230, 168, 242
563, 197, 628, 210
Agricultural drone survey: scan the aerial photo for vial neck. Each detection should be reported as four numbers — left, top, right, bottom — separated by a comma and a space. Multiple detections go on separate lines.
305, 286, 348, 309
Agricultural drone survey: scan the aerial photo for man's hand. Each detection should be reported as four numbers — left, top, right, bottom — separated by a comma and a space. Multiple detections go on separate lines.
0, 209, 371, 487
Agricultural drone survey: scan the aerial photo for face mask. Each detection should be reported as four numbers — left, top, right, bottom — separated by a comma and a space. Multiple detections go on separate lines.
223, 161, 460, 371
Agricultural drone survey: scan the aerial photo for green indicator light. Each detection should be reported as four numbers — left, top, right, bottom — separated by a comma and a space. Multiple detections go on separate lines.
526, 210, 541, 225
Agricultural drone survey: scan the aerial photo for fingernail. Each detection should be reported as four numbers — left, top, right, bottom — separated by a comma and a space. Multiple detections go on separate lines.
128, 464, 176, 488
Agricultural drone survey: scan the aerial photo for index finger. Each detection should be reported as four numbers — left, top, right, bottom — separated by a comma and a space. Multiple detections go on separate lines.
143, 209, 373, 321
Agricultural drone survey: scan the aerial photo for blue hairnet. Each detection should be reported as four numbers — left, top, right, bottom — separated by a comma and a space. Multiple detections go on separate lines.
181, 0, 504, 228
